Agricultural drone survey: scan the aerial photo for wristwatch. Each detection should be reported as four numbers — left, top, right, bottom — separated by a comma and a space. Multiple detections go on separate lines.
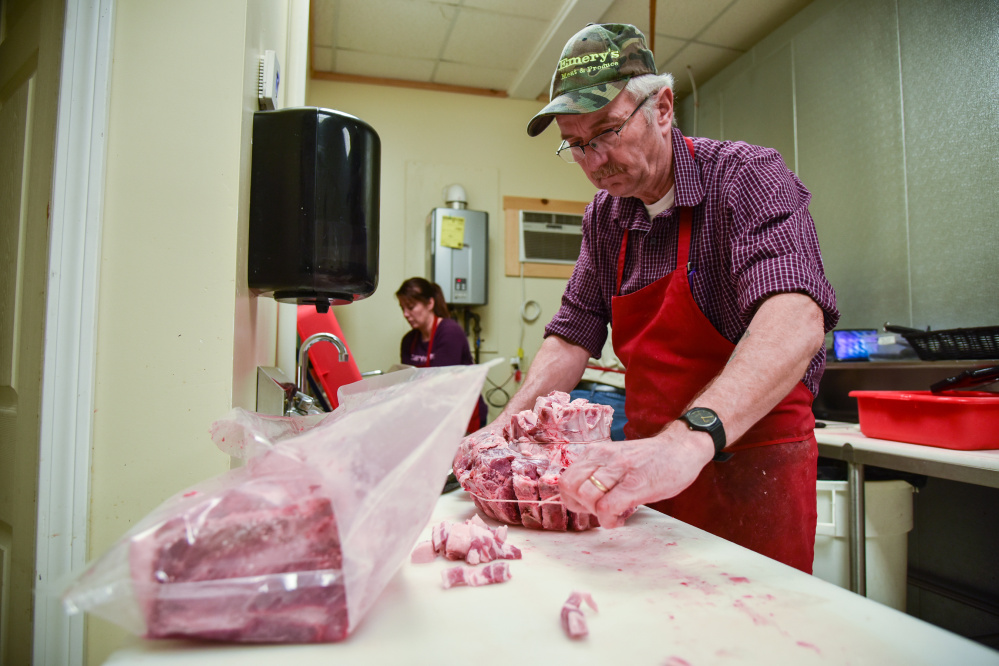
679, 407, 731, 462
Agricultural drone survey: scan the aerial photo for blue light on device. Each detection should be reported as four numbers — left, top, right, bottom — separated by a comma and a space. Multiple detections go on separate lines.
833, 329, 878, 361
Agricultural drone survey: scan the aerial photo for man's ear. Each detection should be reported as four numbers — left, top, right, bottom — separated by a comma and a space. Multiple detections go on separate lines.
654, 87, 675, 130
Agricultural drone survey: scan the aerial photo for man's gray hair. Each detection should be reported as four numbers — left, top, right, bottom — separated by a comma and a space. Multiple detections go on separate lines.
624, 73, 677, 127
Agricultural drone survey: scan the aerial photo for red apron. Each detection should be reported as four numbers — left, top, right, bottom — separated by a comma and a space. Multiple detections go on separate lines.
610, 138, 818, 572
417, 317, 481, 435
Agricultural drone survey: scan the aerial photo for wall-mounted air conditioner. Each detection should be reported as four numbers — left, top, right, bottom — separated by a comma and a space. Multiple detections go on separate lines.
518, 210, 583, 264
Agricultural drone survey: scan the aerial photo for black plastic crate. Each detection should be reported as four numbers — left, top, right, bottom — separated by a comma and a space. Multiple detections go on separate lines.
894, 325, 999, 361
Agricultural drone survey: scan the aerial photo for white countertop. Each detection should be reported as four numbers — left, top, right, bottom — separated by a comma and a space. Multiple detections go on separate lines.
104, 491, 999, 665
816, 422, 999, 486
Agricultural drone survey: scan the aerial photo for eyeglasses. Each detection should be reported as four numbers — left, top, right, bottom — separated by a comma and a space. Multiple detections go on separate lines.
556, 94, 653, 164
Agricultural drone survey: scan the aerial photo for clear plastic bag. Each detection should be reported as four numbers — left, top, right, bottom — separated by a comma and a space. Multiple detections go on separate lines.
64, 361, 494, 643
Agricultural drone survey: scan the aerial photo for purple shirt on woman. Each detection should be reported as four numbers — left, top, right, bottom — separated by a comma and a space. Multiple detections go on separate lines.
545, 127, 839, 396
402, 316, 486, 426
401, 317, 474, 367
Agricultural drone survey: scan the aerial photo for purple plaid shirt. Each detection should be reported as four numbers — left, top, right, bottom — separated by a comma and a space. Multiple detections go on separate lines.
545, 127, 839, 396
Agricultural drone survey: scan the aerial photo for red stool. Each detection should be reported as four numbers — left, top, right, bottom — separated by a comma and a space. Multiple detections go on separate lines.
297, 306, 362, 410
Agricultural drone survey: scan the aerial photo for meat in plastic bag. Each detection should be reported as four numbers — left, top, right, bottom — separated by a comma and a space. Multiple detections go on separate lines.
63, 361, 494, 643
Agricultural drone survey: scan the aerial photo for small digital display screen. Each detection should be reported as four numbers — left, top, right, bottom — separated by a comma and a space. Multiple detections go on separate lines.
833, 329, 878, 361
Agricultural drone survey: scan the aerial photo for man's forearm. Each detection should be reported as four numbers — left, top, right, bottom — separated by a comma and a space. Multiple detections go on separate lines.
498, 335, 592, 420
679, 292, 826, 446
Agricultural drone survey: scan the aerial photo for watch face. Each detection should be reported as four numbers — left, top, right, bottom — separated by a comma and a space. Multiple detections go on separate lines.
686, 408, 718, 428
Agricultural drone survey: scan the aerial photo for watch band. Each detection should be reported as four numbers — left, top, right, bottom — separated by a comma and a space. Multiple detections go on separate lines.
680, 407, 731, 462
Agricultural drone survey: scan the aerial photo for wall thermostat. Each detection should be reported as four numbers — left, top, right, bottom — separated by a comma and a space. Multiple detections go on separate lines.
258, 50, 281, 110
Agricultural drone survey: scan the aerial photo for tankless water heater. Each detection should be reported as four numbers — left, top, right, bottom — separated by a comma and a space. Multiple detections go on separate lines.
426, 207, 488, 306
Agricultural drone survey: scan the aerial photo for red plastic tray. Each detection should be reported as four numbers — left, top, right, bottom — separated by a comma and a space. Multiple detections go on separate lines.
849, 390, 999, 450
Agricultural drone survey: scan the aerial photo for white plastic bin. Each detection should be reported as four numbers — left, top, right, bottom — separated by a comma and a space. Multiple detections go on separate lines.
813, 480, 915, 611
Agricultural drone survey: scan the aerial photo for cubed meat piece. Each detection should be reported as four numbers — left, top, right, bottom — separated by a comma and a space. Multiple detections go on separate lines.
561, 591, 598, 639
444, 522, 473, 560
539, 472, 568, 531
431, 521, 450, 554
568, 510, 593, 532
429, 517, 522, 565
410, 540, 437, 564
534, 393, 612, 443
504, 410, 540, 441
466, 448, 521, 525
512, 458, 545, 529
440, 561, 512, 589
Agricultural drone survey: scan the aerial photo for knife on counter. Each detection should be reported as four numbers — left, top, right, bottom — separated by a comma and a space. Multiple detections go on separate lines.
929, 365, 999, 393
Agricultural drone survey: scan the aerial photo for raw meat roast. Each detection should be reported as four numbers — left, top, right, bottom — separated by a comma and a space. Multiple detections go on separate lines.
453, 391, 612, 531
129, 451, 348, 643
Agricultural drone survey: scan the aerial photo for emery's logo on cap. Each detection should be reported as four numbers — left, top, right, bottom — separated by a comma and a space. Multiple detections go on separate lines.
526, 24, 656, 137
558, 49, 620, 78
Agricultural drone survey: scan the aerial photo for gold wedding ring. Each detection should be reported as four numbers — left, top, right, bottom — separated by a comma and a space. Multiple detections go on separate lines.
588, 475, 610, 493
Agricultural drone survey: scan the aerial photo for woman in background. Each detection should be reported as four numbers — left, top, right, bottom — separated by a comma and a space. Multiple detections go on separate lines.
396, 277, 487, 433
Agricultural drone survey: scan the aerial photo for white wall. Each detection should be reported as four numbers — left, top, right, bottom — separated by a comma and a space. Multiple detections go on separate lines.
677, 0, 999, 331
86, 1, 302, 662
306, 81, 597, 420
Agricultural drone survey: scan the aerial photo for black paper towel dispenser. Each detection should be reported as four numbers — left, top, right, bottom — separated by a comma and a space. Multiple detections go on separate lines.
249, 107, 380, 312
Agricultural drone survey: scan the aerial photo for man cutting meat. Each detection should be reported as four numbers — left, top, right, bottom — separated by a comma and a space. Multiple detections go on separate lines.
492, 23, 839, 573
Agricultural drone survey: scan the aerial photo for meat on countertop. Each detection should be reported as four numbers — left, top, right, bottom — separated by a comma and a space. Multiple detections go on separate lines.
411, 514, 521, 565
561, 591, 598, 639
453, 392, 612, 531
441, 561, 512, 589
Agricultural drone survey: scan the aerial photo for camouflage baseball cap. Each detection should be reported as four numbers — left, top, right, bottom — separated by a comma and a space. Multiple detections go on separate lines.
526, 23, 656, 137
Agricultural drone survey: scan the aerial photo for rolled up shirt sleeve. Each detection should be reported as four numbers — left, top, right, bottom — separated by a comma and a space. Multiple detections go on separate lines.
544, 205, 612, 358
723, 150, 839, 333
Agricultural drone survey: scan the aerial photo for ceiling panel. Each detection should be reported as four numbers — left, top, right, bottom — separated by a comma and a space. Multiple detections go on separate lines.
653, 0, 737, 40
336, 49, 437, 81
600, 0, 736, 40
701, 0, 813, 49
662, 41, 744, 97
309, 0, 812, 101
313, 45, 335, 71
435, 60, 516, 91
650, 34, 691, 67
462, 0, 565, 22
441, 11, 549, 68
336, 0, 457, 60
312, 0, 337, 48
597, 0, 654, 35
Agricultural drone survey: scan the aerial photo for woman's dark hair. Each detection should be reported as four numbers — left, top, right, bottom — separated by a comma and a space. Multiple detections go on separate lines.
395, 277, 450, 318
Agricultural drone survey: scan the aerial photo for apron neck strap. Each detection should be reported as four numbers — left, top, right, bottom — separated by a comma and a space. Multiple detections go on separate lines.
676, 136, 696, 271
616, 136, 697, 294
615, 229, 630, 295
412, 316, 440, 367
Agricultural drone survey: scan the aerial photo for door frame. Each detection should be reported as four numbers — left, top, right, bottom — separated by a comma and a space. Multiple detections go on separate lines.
33, 0, 114, 663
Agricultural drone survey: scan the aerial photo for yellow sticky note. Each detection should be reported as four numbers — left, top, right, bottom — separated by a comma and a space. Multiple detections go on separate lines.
440, 215, 465, 249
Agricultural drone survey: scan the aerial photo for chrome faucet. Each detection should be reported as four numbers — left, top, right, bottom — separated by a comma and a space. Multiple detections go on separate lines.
287, 332, 349, 416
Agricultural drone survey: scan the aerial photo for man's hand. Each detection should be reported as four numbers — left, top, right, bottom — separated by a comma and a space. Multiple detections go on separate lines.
558, 421, 715, 528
